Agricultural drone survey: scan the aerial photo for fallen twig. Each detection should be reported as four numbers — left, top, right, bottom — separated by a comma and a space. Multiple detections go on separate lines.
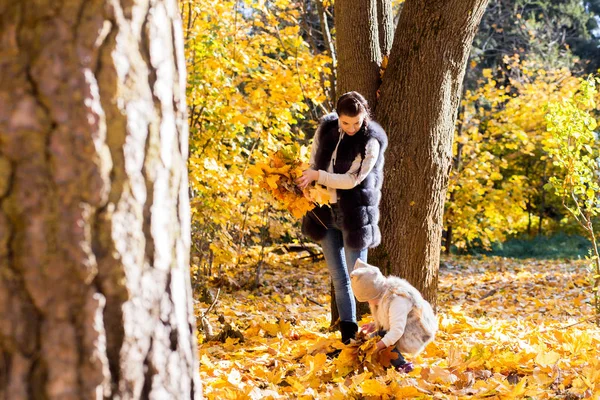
202, 288, 221, 318
306, 297, 323, 307
559, 316, 597, 330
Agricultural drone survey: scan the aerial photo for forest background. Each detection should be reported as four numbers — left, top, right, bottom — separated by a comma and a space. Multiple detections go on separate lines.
184, 0, 600, 290
184, 0, 600, 398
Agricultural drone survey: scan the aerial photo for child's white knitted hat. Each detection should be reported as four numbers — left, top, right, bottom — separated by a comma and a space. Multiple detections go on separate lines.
350, 259, 386, 302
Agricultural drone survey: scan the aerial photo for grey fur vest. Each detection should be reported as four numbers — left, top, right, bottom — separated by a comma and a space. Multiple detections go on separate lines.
301, 113, 388, 250
370, 277, 438, 355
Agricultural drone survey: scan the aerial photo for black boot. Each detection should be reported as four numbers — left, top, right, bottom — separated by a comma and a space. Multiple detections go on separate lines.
327, 321, 359, 359
340, 321, 358, 344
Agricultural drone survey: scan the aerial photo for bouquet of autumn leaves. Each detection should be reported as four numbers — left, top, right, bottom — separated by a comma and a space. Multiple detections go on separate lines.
248, 144, 330, 219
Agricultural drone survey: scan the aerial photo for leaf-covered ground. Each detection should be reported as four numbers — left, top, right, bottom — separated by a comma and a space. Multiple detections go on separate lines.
197, 255, 600, 399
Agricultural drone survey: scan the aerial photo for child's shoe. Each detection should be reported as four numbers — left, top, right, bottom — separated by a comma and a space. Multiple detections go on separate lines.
326, 348, 342, 359
395, 361, 414, 373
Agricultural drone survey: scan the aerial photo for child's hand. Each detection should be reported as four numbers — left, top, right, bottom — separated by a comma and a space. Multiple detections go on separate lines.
360, 322, 376, 334
375, 340, 386, 351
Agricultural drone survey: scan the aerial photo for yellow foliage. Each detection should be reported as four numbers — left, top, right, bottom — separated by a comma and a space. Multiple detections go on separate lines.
250, 144, 330, 219
182, 0, 331, 270
446, 59, 583, 249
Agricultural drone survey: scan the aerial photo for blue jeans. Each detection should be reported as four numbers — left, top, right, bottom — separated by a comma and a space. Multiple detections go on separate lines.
320, 205, 368, 324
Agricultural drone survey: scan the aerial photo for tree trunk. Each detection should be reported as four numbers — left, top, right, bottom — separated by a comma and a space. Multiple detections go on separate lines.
377, 0, 394, 58
371, 0, 489, 308
444, 224, 453, 255
538, 161, 547, 237
526, 162, 532, 235
0, 1, 201, 399
334, 0, 382, 106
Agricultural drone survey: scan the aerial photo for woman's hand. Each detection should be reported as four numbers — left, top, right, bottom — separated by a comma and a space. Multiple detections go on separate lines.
296, 169, 319, 190
376, 340, 386, 351
360, 322, 376, 334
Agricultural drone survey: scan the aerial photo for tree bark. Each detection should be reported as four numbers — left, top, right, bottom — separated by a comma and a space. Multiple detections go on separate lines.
334, 0, 382, 106
0, 0, 201, 399
377, 0, 394, 58
371, 0, 489, 308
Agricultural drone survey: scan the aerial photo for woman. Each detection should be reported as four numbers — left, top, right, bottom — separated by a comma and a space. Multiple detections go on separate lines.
297, 91, 388, 344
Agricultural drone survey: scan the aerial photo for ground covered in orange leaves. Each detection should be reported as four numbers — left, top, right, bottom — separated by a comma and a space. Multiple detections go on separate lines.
196, 255, 600, 399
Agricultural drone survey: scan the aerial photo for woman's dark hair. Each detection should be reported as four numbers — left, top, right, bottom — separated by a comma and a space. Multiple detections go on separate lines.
336, 92, 372, 175
335, 92, 371, 121
336, 91, 371, 121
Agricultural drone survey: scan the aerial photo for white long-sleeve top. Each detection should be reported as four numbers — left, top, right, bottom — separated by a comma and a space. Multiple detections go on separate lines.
373, 295, 413, 347
308, 128, 381, 203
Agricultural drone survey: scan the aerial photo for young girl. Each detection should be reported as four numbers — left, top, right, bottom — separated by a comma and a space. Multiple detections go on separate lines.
297, 92, 388, 344
350, 259, 438, 372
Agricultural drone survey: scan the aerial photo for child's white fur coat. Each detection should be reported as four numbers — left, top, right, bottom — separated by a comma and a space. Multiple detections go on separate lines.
370, 276, 438, 355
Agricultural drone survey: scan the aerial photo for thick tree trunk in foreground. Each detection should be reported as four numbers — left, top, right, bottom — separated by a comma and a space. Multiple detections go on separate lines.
0, 1, 201, 399
371, 0, 489, 308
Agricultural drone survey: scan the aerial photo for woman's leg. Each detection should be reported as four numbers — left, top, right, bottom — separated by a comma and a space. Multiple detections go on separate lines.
332, 203, 367, 273
344, 246, 368, 274
320, 228, 356, 324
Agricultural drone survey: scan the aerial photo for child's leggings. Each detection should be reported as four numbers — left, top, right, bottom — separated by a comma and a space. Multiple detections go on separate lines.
375, 330, 407, 367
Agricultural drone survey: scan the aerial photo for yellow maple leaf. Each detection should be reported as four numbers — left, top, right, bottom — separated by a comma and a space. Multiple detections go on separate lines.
265, 174, 280, 189
288, 197, 313, 219
246, 164, 264, 178
223, 337, 240, 351
359, 378, 389, 396
271, 154, 286, 168
498, 376, 528, 398
532, 367, 555, 386
447, 344, 464, 369
377, 346, 399, 368
306, 186, 331, 206
269, 164, 291, 175
278, 318, 291, 335
332, 348, 358, 378
307, 337, 339, 355
299, 353, 328, 382
289, 205, 305, 219
534, 350, 560, 368
284, 376, 308, 394
390, 385, 423, 397
421, 366, 458, 384
227, 368, 242, 386
261, 321, 280, 337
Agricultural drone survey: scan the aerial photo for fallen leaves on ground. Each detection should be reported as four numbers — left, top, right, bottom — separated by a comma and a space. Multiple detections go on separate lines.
197, 255, 600, 399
